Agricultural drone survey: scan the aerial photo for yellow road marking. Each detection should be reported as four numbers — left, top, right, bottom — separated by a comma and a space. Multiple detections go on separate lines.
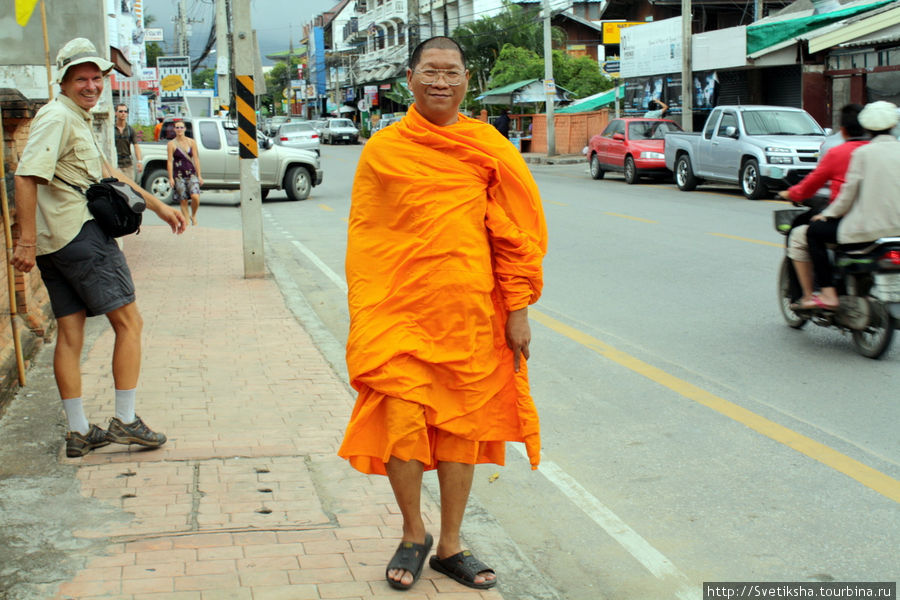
708, 232, 782, 248
549, 200, 568, 207
531, 308, 900, 505
318, 204, 334, 212
341, 217, 349, 223
604, 212, 658, 224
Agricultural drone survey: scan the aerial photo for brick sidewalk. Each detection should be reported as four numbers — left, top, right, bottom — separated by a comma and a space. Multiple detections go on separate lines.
50, 226, 504, 600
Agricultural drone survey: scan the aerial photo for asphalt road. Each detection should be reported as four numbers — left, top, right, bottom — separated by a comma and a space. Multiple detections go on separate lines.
150, 144, 900, 600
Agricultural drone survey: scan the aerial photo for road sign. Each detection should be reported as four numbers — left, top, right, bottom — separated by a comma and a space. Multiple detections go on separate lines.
602, 61, 621, 77
357, 98, 370, 112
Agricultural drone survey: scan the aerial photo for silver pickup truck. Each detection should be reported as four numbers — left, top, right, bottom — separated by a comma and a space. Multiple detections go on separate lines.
138, 117, 323, 202
664, 105, 828, 199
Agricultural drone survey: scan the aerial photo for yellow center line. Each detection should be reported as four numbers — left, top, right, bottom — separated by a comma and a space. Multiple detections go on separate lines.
340, 216, 349, 223
604, 212, 658, 224
548, 200, 568, 207
531, 308, 900, 505
708, 232, 783, 248
318, 204, 334, 212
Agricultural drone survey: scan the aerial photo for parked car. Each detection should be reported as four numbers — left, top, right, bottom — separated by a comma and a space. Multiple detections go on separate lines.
664, 105, 828, 199
372, 115, 401, 135
321, 118, 359, 144
139, 117, 323, 202
265, 115, 294, 136
274, 121, 320, 155
588, 118, 683, 184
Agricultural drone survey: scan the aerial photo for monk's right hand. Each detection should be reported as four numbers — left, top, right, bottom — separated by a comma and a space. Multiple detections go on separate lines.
11, 243, 36, 273
506, 308, 531, 372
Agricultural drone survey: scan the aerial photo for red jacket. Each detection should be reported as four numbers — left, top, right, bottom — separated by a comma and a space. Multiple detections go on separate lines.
787, 139, 868, 202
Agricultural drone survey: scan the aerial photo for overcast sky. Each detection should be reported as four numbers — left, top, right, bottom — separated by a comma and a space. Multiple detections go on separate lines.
142, 0, 337, 65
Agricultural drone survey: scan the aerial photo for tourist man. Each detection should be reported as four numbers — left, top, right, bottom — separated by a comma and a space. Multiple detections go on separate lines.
11, 38, 186, 458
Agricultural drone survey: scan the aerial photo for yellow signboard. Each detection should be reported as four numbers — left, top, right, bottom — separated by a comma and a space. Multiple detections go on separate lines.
602, 22, 644, 44
160, 74, 184, 91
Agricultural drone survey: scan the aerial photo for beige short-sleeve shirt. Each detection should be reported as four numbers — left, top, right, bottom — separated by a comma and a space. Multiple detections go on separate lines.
16, 94, 104, 255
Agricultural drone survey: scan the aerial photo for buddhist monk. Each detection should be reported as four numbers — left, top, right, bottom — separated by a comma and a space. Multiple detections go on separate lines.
338, 36, 547, 591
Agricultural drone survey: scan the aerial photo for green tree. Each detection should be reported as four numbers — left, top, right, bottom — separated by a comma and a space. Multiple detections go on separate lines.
488, 45, 613, 102
145, 42, 163, 68
487, 45, 543, 89
552, 51, 612, 99
452, 1, 563, 95
192, 67, 215, 89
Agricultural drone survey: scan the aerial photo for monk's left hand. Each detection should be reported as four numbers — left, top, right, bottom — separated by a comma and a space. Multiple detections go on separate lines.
506, 308, 531, 372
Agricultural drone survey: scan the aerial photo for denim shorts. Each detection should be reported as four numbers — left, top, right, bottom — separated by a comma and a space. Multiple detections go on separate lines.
36, 220, 135, 318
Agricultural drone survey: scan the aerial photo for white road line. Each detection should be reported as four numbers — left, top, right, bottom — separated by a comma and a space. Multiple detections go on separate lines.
285, 229, 698, 599
512, 446, 699, 600
290, 240, 348, 293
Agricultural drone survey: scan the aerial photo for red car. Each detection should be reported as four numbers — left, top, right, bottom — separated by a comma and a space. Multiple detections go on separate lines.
588, 118, 683, 184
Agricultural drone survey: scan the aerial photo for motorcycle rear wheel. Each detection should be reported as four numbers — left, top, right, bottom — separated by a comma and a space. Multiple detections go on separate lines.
851, 300, 894, 359
778, 259, 808, 329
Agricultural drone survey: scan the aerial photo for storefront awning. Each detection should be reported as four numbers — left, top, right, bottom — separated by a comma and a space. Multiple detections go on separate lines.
746, 0, 894, 56
555, 86, 621, 114
808, 2, 900, 52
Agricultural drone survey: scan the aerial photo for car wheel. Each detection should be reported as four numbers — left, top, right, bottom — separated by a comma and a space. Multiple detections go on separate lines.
589, 154, 605, 180
675, 154, 697, 191
741, 158, 768, 200
624, 156, 638, 185
145, 168, 174, 204
284, 166, 311, 201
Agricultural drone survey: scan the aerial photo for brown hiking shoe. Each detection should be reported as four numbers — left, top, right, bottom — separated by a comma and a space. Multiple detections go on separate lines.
65, 424, 111, 457
106, 416, 167, 448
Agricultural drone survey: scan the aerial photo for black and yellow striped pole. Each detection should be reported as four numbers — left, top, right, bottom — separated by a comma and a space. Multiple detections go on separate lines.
236, 75, 257, 159
233, 3, 264, 277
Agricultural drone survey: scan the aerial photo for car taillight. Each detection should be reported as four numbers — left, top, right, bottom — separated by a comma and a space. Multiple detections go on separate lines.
280, 136, 289, 141
878, 249, 900, 269
311, 134, 318, 139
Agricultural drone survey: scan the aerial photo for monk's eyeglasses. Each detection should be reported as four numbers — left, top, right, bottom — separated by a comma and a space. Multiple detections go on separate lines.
414, 68, 466, 86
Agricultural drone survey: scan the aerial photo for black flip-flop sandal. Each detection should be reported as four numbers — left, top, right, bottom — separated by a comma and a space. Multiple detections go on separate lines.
385, 533, 433, 591
429, 550, 497, 590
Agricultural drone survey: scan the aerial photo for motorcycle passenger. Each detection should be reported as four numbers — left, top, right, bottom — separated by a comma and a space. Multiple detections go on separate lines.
801, 101, 900, 310
778, 104, 867, 307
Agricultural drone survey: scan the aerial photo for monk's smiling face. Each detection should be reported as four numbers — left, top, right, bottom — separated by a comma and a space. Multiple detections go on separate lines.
407, 47, 469, 127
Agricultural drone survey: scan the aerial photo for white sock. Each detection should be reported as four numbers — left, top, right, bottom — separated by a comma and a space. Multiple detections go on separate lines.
115, 388, 136, 423
62, 398, 90, 434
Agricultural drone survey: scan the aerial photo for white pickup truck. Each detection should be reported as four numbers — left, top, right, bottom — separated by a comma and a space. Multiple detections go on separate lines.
664, 105, 828, 199
138, 117, 323, 202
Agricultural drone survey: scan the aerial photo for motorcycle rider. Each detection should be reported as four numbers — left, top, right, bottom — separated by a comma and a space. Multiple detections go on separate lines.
777, 104, 867, 308
800, 101, 900, 310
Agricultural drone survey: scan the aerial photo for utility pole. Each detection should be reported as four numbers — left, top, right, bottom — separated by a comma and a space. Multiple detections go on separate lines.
215, 0, 231, 113
681, 0, 693, 131
542, 0, 556, 156
233, 1, 264, 277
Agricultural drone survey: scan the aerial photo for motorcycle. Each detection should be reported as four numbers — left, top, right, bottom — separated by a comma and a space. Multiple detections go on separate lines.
775, 206, 900, 359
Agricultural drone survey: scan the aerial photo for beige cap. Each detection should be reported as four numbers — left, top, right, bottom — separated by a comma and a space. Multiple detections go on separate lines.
858, 100, 899, 132
56, 37, 114, 83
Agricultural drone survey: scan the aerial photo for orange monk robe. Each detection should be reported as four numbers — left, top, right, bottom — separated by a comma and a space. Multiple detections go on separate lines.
338, 103, 547, 475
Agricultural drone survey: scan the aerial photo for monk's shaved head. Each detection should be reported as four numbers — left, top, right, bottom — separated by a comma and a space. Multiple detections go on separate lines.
409, 36, 466, 70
